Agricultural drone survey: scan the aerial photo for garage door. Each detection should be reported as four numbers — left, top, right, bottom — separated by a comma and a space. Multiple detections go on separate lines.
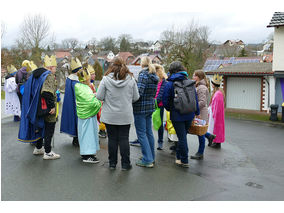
226, 77, 261, 110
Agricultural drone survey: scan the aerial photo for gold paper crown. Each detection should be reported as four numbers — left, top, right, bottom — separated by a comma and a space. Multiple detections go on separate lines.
87, 65, 95, 75
28, 61, 38, 72
50, 55, 57, 67
22, 60, 30, 68
43, 55, 57, 68
7, 65, 17, 74
70, 58, 82, 73
78, 68, 91, 82
211, 74, 223, 86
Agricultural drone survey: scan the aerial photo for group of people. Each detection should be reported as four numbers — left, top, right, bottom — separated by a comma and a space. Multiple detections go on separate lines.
5, 54, 225, 170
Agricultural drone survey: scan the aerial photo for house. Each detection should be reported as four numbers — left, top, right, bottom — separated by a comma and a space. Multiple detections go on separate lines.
223, 39, 245, 48
131, 53, 163, 65
205, 63, 273, 111
116, 52, 135, 65
149, 41, 162, 52
267, 12, 284, 112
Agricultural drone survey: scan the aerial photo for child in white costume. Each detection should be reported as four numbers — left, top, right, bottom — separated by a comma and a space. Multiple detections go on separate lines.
4, 65, 21, 121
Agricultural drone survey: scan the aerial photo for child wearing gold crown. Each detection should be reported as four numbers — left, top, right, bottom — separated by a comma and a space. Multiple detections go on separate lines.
60, 58, 82, 147
75, 67, 101, 163
205, 74, 225, 149
4, 65, 21, 122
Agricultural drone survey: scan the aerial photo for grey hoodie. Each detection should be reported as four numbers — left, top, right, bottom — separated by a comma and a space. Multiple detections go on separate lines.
96, 73, 140, 125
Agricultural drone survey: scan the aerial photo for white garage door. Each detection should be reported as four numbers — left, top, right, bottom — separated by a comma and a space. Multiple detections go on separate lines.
226, 77, 261, 110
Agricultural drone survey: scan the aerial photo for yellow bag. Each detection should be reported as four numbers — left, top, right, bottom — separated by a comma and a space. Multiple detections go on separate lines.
166, 111, 176, 135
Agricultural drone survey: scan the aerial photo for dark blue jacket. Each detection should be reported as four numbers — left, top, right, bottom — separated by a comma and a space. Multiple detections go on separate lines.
133, 68, 159, 114
60, 78, 79, 137
18, 68, 50, 143
162, 72, 200, 122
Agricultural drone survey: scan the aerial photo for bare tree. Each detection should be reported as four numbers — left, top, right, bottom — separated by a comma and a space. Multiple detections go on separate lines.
160, 21, 211, 76
20, 14, 50, 49
61, 38, 79, 50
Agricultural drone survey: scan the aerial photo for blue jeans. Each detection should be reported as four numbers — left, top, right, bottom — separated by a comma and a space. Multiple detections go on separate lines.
205, 132, 211, 139
197, 135, 205, 154
157, 107, 164, 148
172, 120, 192, 164
134, 113, 155, 163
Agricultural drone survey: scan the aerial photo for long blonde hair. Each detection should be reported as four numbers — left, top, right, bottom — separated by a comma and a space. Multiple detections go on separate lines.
209, 86, 225, 105
141, 56, 155, 73
154, 64, 167, 80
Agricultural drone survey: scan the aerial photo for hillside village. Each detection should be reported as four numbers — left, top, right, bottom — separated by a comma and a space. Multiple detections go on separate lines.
1, 12, 283, 114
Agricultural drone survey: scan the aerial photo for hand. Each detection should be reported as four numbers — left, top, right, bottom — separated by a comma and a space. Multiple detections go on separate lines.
196, 115, 201, 119
49, 108, 55, 114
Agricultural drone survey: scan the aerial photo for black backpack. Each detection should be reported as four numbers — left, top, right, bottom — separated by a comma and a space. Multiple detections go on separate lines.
173, 79, 196, 114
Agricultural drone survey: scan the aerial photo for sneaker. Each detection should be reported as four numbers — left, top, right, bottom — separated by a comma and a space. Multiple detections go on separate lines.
83, 156, 100, 164
175, 159, 189, 168
109, 164, 116, 170
33, 147, 44, 155
190, 152, 204, 160
98, 130, 107, 138
157, 147, 163, 150
136, 160, 154, 168
130, 140, 140, 147
43, 151, 60, 160
122, 164, 132, 171
210, 142, 221, 149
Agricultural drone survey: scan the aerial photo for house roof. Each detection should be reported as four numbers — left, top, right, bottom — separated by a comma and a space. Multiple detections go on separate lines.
116, 52, 134, 62
55, 51, 71, 58
206, 63, 273, 76
267, 12, 284, 27
131, 54, 162, 65
203, 57, 262, 71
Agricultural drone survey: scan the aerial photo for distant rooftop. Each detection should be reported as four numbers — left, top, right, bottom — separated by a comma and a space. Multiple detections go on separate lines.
267, 12, 284, 27
203, 57, 262, 71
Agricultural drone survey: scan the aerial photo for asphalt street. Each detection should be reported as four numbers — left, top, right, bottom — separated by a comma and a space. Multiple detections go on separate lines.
1, 114, 284, 201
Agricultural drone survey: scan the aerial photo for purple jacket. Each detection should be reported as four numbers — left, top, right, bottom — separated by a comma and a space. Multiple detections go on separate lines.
15, 67, 28, 93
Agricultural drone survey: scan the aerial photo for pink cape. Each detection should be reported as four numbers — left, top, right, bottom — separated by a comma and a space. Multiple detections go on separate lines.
211, 90, 225, 143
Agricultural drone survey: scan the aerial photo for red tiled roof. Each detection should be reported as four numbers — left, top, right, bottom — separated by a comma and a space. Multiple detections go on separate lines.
55, 51, 71, 58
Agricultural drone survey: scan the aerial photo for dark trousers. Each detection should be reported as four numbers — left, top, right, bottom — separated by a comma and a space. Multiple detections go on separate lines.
158, 107, 164, 145
36, 121, 56, 153
105, 124, 131, 167
172, 120, 192, 164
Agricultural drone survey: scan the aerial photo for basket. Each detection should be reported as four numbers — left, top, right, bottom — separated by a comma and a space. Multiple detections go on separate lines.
188, 124, 208, 136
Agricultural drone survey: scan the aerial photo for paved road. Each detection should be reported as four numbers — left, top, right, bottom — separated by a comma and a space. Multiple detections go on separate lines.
1, 115, 284, 201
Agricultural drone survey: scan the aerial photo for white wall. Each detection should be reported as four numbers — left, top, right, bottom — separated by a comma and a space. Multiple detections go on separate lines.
273, 27, 284, 71
269, 76, 276, 106
262, 77, 270, 112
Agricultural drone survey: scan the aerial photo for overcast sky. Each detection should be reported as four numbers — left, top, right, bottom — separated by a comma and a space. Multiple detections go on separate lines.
1, 0, 282, 48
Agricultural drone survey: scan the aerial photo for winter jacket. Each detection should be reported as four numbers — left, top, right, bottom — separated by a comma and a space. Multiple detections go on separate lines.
96, 72, 140, 125
155, 79, 166, 107
15, 67, 28, 93
133, 68, 159, 114
196, 79, 209, 122
162, 71, 200, 122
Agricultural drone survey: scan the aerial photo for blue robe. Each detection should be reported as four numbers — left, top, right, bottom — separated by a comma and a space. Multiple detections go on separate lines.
60, 78, 78, 137
18, 70, 50, 143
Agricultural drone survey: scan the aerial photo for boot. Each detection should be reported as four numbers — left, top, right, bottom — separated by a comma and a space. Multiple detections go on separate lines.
190, 152, 204, 160
210, 142, 221, 149
207, 134, 216, 146
72, 137, 79, 147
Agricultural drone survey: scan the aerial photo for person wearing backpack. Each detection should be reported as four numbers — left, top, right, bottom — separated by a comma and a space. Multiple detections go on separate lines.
162, 61, 200, 168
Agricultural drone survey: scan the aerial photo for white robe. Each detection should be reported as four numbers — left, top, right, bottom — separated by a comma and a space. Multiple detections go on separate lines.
207, 106, 215, 134
4, 77, 21, 116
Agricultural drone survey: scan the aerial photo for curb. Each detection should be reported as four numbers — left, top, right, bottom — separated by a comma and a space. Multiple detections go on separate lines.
226, 116, 284, 127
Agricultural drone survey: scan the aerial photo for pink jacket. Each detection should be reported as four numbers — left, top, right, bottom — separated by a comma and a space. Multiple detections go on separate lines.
155, 81, 163, 107
211, 90, 225, 143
